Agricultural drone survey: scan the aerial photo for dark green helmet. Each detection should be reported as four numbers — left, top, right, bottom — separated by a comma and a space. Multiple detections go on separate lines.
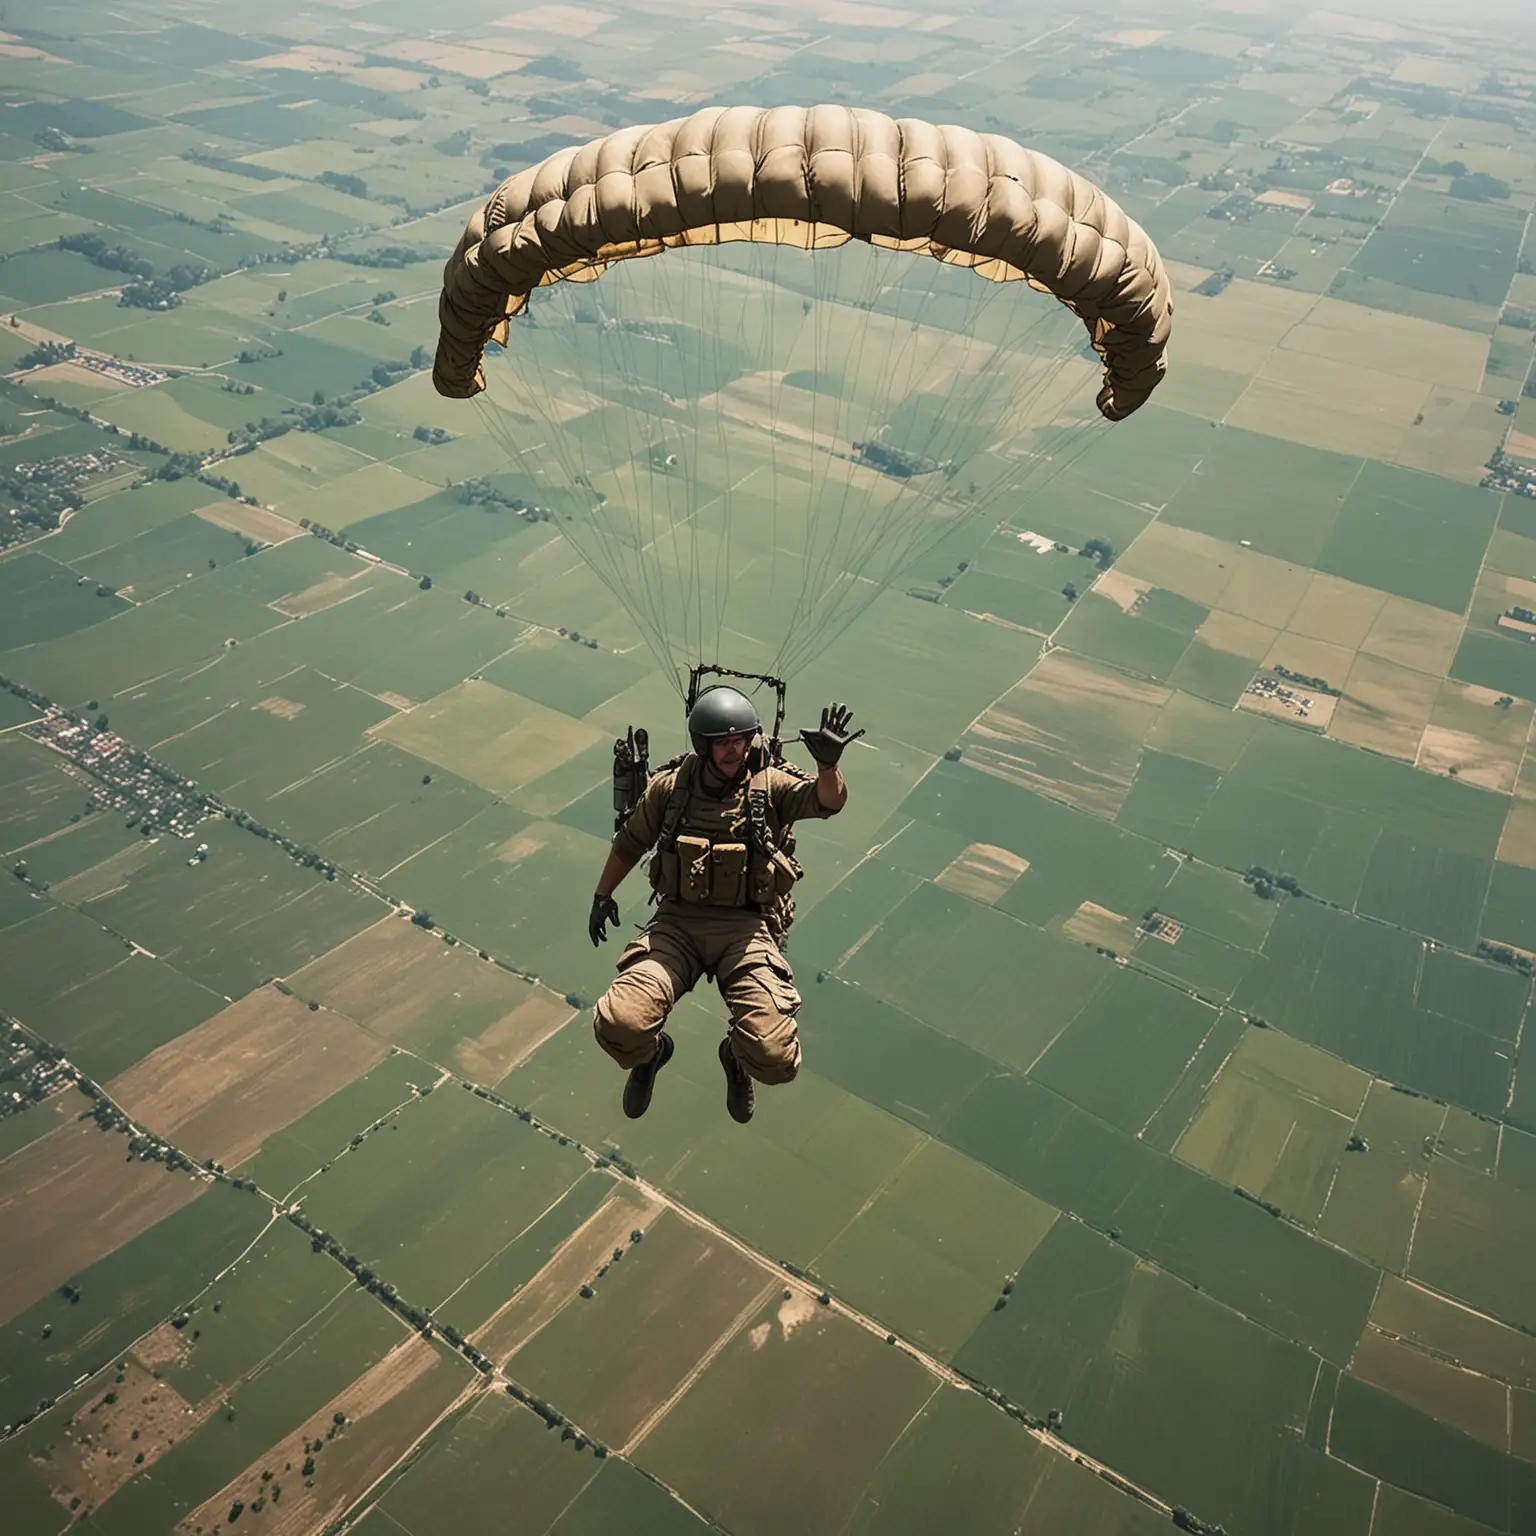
687, 686, 760, 757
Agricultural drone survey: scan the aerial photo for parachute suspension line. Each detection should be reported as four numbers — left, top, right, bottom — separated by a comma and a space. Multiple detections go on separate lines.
773, 410, 1107, 682
707, 244, 744, 667
767, 250, 1010, 675
625, 261, 689, 674
769, 264, 1105, 681
777, 238, 902, 668
477, 237, 1110, 691
478, 304, 681, 690
555, 298, 678, 681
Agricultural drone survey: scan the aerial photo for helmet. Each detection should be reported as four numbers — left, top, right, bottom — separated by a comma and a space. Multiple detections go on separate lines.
687, 686, 760, 758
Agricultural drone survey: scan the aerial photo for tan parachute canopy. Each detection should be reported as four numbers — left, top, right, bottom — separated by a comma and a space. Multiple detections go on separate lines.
434, 104, 1172, 420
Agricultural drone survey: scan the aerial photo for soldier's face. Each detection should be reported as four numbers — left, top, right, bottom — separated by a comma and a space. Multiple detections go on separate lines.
710, 733, 749, 776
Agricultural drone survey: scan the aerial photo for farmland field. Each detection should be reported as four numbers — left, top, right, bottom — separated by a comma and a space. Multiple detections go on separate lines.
4, 3, 1536, 1531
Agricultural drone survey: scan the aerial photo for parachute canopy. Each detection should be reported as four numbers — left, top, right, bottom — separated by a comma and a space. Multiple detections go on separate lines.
434, 104, 1172, 421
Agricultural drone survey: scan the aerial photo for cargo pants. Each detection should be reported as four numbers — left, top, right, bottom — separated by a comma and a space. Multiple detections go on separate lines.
593, 902, 802, 1084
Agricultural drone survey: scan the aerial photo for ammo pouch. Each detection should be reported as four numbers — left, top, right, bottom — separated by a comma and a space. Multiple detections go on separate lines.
647, 756, 800, 911
670, 835, 749, 906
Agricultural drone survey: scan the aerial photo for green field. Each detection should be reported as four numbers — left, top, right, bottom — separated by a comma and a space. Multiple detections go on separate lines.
638, 1292, 938, 1536
3, 9, 1536, 1531
297, 1086, 592, 1306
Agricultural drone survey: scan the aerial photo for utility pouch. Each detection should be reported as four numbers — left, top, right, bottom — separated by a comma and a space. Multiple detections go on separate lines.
649, 848, 680, 898
748, 853, 776, 905
770, 849, 800, 898
710, 842, 749, 907
676, 835, 713, 902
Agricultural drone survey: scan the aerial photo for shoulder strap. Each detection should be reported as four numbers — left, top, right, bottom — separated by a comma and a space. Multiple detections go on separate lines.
656, 754, 696, 852
747, 766, 779, 857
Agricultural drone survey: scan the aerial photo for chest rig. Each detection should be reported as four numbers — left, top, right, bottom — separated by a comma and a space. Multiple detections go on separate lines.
647, 749, 805, 940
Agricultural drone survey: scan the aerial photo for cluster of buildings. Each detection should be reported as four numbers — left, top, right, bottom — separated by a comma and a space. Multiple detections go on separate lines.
30, 710, 210, 838
1483, 451, 1536, 499
0, 1022, 71, 1121
70, 353, 163, 388
1245, 673, 1317, 719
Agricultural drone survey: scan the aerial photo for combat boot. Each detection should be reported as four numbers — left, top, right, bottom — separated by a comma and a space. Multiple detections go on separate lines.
718, 1038, 755, 1124
623, 1032, 674, 1119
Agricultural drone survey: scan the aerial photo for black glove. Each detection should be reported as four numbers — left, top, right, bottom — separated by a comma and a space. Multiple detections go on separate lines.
799, 702, 865, 767
589, 894, 620, 946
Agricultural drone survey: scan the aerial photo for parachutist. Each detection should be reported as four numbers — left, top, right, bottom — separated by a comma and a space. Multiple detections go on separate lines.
589, 685, 858, 1125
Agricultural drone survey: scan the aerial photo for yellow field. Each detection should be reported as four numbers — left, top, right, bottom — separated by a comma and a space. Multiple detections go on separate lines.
965, 652, 1169, 819
1281, 298, 1489, 390
1285, 571, 1389, 649
1226, 348, 1428, 460
1390, 55, 1485, 89
1261, 633, 1357, 691
1329, 654, 1440, 761
1196, 608, 1279, 660
491, 4, 613, 36
1059, 901, 1137, 949
288, 918, 575, 1081
1391, 386, 1509, 484
1093, 569, 1153, 614
1497, 738, 1536, 868
1118, 524, 1235, 606
271, 568, 389, 618
374, 678, 605, 795
1173, 278, 1316, 376
109, 986, 388, 1168
1418, 681, 1533, 795
933, 842, 1030, 904
1155, 359, 1253, 421
194, 499, 303, 545
1357, 595, 1465, 675
1215, 552, 1315, 630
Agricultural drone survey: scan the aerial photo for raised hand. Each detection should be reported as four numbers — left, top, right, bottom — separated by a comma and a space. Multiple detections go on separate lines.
799, 702, 865, 767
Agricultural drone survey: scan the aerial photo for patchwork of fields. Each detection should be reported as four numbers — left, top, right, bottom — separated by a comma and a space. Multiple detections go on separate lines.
3, 1, 1536, 1533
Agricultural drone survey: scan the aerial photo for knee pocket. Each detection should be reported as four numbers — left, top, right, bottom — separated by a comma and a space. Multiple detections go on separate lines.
736, 1020, 801, 1085
756, 949, 802, 1018
598, 944, 674, 1039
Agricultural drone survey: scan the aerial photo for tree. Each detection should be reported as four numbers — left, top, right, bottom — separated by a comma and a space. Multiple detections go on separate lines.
418, 574, 432, 590
94, 713, 109, 731
277, 289, 288, 302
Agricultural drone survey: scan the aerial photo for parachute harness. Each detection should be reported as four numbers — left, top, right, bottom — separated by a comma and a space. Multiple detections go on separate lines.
647, 750, 803, 943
